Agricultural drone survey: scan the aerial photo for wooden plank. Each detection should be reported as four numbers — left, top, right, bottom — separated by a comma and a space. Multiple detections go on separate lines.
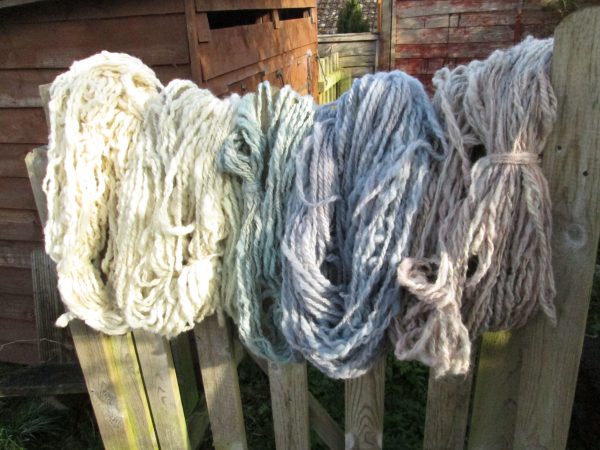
31, 247, 70, 363
170, 332, 201, 416
458, 11, 517, 27
395, 42, 510, 59
318, 33, 379, 43
345, 358, 385, 450
133, 330, 191, 450
0, 0, 183, 23
397, 14, 459, 29
195, 0, 316, 12
70, 320, 159, 449
423, 367, 475, 450
0, 209, 43, 241
0, 340, 38, 365
0, 177, 35, 210
0, 266, 33, 295
246, 346, 345, 450
468, 331, 522, 450
397, 0, 516, 18
184, 0, 204, 83
268, 361, 310, 450
396, 27, 449, 45
339, 55, 376, 68
319, 42, 377, 58
201, 42, 316, 96
198, 17, 315, 80
0, 69, 61, 107
0, 108, 47, 143
0, 293, 35, 322
0, 317, 36, 341
394, 58, 427, 74
0, 144, 33, 177
510, 8, 600, 449
0, 14, 189, 69
378, 0, 395, 74
194, 315, 248, 450
448, 26, 514, 44
0, 362, 85, 397
25, 146, 48, 225
0, 240, 40, 268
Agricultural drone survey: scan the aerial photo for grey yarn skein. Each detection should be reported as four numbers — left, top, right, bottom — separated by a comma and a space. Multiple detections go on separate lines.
392, 37, 557, 376
219, 82, 315, 363
281, 71, 445, 379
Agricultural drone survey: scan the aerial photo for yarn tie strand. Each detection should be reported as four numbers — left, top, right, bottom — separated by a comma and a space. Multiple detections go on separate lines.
392, 37, 557, 376
281, 71, 446, 379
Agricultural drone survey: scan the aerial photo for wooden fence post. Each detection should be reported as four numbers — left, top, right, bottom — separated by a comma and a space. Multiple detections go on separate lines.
269, 361, 311, 450
345, 357, 386, 450
467, 7, 600, 450
194, 315, 248, 450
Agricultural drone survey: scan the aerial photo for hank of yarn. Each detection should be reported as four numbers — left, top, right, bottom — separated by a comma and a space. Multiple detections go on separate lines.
219, 82, 315, 362
43, 52, 161, 334
281, 71, 445, 379
391, 37, 558, 376
113, 80, 240, 337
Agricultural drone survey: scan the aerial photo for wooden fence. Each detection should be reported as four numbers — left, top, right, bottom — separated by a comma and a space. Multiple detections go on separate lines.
23, 8, 600, 450
318, 32, 379, 79
317, 52, 352, 104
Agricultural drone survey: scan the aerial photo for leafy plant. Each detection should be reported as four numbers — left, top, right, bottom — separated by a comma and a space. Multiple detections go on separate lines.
336, 0, 370, 33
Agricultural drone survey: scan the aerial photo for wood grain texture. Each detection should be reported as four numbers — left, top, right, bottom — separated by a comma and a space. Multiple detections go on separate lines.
268, 361, 310, 450
0, 0, 184, 24
31, 247, 70, 363
468, 331, 523, 450
423, 363, 475, 450
0, 108, 47, 143
194, 315, 248, 450
511, 8, 600, 449
195, 0, 316, 12
0, 14, 189, 69
24, 146, 48, 225
345, 357, 385, 450
0, 209, 43, 241
70, 320, 159, 449
0, 340, 38, 365
0, 266, 33, 295
0, 240, 40, 268
0, 293, 35, 322
378, 0, 392, 70
0, 177, 35, 210
0, 144, 34, 177
133, 330, 191, 450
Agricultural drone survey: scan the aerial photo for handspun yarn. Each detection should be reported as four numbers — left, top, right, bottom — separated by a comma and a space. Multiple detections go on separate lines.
391, 37, 557, 376
113, 80, 240, 337
281, 71, 445, 379
43, 52, 161, 334
219, 82, 314, 362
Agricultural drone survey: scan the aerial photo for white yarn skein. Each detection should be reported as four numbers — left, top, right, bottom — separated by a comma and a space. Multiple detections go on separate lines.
43, 52, 161, 334
114, 80, 240, 337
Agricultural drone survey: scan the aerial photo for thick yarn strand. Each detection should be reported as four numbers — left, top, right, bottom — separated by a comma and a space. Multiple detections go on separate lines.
281, 71, 445, 379
43, 52, 161, 334
219, 83, 315, 363
392, 37, 557, 376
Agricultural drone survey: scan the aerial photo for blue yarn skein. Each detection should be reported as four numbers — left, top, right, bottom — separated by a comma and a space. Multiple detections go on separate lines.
219, 82, 315, 363
281, 71, 445, 379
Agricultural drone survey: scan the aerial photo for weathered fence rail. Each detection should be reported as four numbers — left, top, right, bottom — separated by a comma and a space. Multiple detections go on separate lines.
23, 7, 600, 450
318, 32, 379, 79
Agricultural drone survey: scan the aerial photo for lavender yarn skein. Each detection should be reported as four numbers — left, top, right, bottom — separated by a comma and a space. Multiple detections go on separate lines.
281, 71, 446, 379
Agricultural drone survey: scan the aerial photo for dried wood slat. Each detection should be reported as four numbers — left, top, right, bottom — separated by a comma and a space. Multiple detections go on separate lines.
345, 357, 385, 450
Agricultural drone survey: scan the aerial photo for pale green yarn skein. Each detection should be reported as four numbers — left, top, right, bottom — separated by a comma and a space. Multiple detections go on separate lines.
219, 82, 315, 363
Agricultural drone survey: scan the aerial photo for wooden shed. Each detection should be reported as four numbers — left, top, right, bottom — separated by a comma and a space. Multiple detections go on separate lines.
0, 0, 318, 365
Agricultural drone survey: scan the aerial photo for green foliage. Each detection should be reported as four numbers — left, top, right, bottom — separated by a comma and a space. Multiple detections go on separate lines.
336, 0, 370, 34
